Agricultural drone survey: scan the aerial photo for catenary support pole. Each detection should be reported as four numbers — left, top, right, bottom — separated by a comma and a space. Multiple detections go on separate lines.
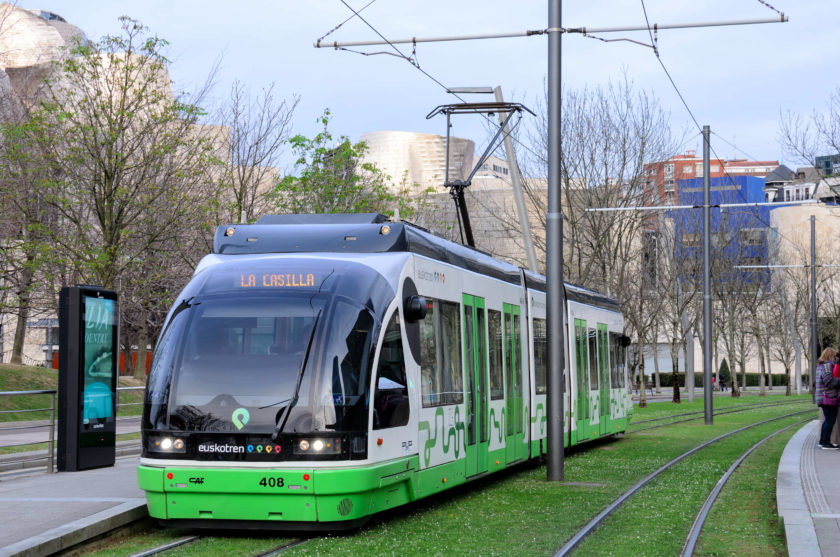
702, 125, 713, 425
495, 86, 539, 273
810, 215, 817, 403
546, 0, 565, 481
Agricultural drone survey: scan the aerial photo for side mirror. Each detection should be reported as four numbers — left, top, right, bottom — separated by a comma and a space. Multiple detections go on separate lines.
404, 295, 428, 323
620, 335, 632, 347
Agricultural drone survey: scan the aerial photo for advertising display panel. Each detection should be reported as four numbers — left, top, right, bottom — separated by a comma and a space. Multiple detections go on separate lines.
58, 286, 118, 471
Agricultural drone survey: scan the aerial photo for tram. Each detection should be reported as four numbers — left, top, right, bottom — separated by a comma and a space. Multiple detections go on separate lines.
137, 213, 632, 529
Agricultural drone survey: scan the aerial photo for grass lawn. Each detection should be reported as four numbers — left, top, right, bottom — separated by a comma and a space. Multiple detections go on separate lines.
78, 397, 811, 556
0, 363, 145, 422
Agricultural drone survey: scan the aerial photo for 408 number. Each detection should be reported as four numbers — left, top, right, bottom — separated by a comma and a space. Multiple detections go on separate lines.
259, 477, 285, 488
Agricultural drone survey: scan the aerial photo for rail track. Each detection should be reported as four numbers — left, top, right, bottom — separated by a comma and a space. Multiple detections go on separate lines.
627, 398, 810, 433
679, 417, 810, 556
127, 535, 311, 557
554, 408, 815, 556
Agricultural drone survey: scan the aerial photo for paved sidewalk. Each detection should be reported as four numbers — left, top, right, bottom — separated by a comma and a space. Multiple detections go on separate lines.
777, 419, 840, 556
0, 456, 146, 557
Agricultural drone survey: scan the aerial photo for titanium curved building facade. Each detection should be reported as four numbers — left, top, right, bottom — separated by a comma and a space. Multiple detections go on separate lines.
360, 131, 475, 194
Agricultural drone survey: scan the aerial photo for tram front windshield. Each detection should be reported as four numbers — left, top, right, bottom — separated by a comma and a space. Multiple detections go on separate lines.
145, 293, 377, 434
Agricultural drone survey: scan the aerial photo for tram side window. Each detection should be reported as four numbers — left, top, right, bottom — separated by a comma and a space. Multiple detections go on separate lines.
588, 328, 599, 390
488, 310, 504, 400
373, 312, 409, 429
533, 318, 547, 395
575, 321, 587, 391
420, 299, 464, 407
598, 327, 610, 389
610, 332, 626, 388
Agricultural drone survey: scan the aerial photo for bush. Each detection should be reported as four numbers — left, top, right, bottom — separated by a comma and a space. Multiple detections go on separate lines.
652, 370, 788, 388
718, 358, 731, 385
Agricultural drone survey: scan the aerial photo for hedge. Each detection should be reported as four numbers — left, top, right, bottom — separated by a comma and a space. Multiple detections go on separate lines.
639, 371, 790, 388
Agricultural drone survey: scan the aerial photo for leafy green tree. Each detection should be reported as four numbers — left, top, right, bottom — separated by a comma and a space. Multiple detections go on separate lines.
0, 116, 62, 363
30, 17, 217, 291
718, 358, 732, 388
273, 110, 421, 218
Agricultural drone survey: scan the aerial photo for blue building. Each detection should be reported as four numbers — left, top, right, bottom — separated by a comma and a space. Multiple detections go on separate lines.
673, 175, 773, 292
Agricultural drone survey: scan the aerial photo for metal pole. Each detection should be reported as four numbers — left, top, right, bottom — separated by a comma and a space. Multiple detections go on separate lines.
48, 392, 55, 473
445, 112, 451, 186
810, 215, 817, 403
702, 125, 713, 425
314, 16, 787, 48
546, 0, 565, 481
494, 86, 539, 273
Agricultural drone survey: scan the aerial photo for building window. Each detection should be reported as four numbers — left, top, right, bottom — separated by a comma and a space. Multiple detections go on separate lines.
683, 165, 693, 173
785, 190, 791, 201
664, 164, 674, 178
683, 233, 700, 247
739, 228, 765, 246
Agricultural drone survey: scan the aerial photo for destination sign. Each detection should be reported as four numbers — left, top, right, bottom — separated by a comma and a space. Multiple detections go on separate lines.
239, 273, 316, 288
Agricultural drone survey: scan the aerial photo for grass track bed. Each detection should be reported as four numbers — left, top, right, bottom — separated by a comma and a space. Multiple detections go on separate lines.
574, 414, 806, 556
72, 397, 813, 556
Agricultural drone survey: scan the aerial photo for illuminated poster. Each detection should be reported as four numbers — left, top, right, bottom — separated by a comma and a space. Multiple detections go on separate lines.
82, 295, 116, 425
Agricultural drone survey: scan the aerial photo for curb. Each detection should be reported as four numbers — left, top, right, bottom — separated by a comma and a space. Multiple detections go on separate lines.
0, 499, 147, 557
776, 419, 821, 557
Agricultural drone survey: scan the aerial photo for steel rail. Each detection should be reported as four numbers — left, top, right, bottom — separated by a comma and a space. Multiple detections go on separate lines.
253, 538, 311, 556
127, 535, 202, 557
629, 399, 808, 426
680, 418, 811, 556
628, 400, 809, 433
554, 408, 815, 556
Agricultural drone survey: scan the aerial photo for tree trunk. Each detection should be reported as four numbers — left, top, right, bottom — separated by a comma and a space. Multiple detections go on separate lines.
672, 358, 681, 404
785, 365, 791, 396
134, 323, 149, 380
11, 300, 29, 365
10, 263, 36, 365
757, 332, 766, 396
765, 335, 773, 390
653, 343, 661, 393
638, 357, 647, 408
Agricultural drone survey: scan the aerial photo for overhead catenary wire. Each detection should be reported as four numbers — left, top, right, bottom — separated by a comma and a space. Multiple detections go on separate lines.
316, 0, 378, 45
332, 0, 545, 170
636, 0, 807, 256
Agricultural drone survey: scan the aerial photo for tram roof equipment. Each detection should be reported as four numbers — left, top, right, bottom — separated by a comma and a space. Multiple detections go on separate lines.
213, 214, 619, 313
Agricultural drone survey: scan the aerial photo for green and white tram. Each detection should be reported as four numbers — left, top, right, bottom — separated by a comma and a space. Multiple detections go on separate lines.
137, 214, 632, 529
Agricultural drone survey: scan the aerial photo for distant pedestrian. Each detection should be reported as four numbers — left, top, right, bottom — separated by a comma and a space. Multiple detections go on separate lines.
816, 347, 840, 449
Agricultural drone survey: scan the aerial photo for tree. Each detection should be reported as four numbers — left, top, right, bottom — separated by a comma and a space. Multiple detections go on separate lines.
30, 17, 218, 292
273, 110, 424, 218
0, 115, 62, 363
215, 80, 298, 224
779, 86, 840, 174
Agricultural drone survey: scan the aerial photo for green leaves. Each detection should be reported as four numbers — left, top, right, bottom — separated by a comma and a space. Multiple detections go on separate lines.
273, 110, 407, 217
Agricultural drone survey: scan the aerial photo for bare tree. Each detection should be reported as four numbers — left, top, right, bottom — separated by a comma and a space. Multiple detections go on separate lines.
779, 86, 840, 173
215, 80, 298, 224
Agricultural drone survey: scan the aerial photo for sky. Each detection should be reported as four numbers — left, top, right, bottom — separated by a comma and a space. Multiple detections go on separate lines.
30, 0, 840, 172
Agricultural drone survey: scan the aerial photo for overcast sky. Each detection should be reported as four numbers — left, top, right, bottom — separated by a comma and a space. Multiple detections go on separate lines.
31, 1, 839, 171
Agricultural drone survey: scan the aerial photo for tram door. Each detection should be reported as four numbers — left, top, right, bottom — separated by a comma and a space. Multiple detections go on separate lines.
463, 295, 489, 477
574, 319, 596, 441
597, 324, 611, 436
503, 303, 524, 464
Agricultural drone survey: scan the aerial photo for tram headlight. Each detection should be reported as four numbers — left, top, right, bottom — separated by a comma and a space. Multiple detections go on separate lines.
294, 438, 342, 455
150, 436, 186, 454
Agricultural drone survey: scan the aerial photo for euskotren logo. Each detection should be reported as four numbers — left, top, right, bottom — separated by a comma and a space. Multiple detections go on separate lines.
232, 408, 250, 430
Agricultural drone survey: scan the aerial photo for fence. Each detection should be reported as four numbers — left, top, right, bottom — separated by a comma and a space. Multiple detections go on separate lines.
0, 386, 144, 473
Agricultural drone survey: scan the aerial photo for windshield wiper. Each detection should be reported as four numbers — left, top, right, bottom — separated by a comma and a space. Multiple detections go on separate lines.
169, 296, 199, 323
270, 308, 322, 441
